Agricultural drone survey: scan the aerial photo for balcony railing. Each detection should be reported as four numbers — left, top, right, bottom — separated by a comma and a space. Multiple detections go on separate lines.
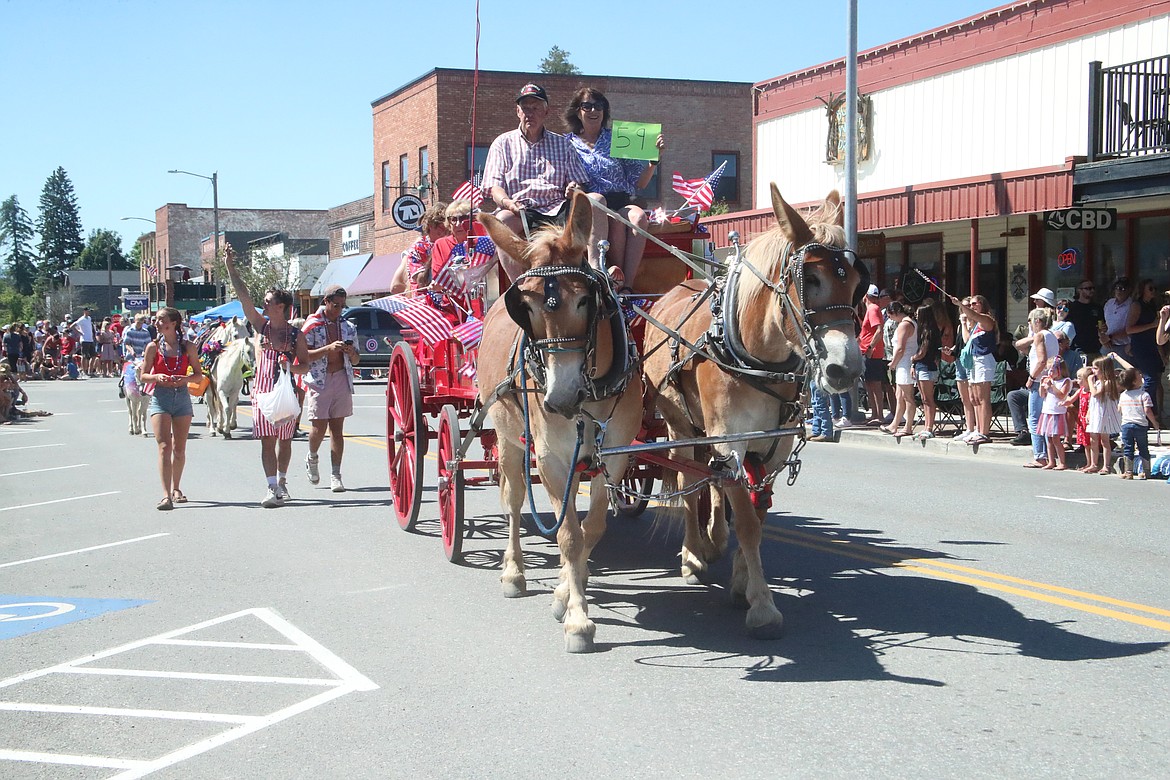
148, 281, 221, 310
1088, 55, 1170, 161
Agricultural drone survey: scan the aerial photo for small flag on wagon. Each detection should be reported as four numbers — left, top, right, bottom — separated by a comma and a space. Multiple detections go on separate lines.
433, 236, 497, 296
365, 294, 453, 346
452, 174, 483, 208
451, 316, 483, 350
672, 160, 727, 211
459, 349, 478, 380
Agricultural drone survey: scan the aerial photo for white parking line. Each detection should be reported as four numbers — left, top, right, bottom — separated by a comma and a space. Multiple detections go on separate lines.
0, 607, 378, 778
0, 429, 47, 435
0, 464, 87, 479
1037, 495, 1108, 505
0, 443, 64, 453
0, 534, 169, 570
0, 491, 120, 513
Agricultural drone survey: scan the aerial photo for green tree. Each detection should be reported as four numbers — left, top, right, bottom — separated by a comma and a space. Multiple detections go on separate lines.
35, 166, 85, 285
539, 46, 580, 75
0, 279, 33, 324
76, 228, 133, 271
0, 195, 38, 295
211, 245, 298, 304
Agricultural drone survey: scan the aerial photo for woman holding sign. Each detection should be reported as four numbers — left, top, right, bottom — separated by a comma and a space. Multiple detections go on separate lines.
564, 87, 665, 289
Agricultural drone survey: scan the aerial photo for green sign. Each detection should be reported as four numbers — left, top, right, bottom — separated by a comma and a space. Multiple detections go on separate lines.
611, 121, 661, 161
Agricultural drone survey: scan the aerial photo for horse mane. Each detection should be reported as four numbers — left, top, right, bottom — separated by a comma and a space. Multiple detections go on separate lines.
735, 202, 847, 322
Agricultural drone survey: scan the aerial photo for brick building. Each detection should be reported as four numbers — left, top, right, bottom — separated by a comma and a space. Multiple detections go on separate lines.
327, 195, 375, 259
370, 68, 752, 255
138, 203, 330, 312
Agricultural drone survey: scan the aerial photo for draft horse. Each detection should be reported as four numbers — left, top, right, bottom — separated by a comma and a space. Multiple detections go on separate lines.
476, 191, 643, 653
642, 185, 866, 639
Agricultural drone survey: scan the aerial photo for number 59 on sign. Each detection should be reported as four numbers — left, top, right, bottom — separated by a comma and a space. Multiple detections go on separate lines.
610, 121, 662, 161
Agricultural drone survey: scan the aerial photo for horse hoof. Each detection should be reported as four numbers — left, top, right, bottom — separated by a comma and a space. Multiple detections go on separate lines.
564, 634, 595, 654
748, 618, 785, 640
501, 579, 526, 599
551, 599, 567, 623
684, 572, 706, 586
223, 431, 232, 440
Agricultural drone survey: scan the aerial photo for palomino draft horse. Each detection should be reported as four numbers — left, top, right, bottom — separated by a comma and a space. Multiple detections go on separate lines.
642, 184, 866, 639
476, 191, 643, 654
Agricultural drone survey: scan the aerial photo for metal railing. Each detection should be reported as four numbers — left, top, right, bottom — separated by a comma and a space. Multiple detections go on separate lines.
1088, 56, 1170, 161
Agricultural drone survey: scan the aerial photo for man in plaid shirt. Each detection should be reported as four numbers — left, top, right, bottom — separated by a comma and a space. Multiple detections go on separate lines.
482, 83, 595, 244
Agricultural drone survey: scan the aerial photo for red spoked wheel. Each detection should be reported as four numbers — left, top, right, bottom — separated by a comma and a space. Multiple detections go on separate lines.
387, 342, 426, 531
437, 404, 465, 562
613, 461, 653, 517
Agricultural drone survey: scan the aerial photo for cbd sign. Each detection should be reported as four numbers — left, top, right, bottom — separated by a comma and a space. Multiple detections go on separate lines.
1044, 208, 1117, 231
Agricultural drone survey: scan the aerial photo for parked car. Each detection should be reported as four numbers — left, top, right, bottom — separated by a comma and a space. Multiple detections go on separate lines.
341, 306, 410, 369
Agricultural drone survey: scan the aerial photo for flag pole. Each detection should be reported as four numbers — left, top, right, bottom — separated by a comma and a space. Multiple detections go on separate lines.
844, 0, 859, 253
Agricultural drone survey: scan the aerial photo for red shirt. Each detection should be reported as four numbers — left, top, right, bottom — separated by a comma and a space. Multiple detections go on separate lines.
859, 302, 886, 360
59, 335, 75, 357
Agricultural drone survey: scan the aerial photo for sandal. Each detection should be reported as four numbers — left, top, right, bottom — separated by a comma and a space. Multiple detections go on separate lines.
157, 497, 174, 511
172, 490, 188, 504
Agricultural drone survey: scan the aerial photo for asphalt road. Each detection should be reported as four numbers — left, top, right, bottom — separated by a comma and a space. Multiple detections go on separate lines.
1, 377, 1168, 779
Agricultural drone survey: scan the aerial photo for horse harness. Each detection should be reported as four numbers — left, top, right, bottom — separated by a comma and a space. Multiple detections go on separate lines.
502, 262, 637, 404
638, 240, 862, 493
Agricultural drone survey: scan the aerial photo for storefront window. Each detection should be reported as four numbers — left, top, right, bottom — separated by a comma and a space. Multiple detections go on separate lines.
1042, 230, 1087, 299
1135, 215, 1170, 289
884, 244, 902, 289
1093, 229, 1126, 290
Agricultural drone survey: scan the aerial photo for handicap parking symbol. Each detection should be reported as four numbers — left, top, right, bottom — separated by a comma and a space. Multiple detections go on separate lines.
0, 595, 151, 640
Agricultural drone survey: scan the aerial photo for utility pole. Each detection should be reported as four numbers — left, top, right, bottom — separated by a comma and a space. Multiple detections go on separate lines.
844, 0, 859, 252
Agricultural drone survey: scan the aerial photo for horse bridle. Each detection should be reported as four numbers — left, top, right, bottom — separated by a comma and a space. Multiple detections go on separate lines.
734, 240, 863, 377
503, 262, 611, 393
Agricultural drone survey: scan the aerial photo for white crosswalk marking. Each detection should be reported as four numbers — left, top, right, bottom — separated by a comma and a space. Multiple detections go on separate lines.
0, 608, 378, 777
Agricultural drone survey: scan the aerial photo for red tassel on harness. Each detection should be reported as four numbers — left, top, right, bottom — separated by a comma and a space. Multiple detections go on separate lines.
743, 457, 773, 510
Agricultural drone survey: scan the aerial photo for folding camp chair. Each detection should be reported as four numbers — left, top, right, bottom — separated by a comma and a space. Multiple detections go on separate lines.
933, 361, 966, 434
989, 360, 1011, 433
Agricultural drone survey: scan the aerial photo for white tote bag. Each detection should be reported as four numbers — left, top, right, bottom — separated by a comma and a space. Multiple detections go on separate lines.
255, 363, 301, 425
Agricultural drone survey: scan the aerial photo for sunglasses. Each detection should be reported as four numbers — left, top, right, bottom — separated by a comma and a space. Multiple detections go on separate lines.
449, 215, 471, 224
579, 102, 604, 112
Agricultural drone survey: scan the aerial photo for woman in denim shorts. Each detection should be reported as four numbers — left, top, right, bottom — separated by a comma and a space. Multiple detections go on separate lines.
912, 303, 942, 438
950, 301, 977, 440
142, 307, 202, 511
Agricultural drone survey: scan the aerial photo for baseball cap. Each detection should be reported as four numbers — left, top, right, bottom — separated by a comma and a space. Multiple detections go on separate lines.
516, 83, 548, 104
323, 284, 347, 300
866, 284, 880, 297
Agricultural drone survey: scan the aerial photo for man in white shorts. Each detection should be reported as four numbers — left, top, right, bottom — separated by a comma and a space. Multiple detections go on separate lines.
302, 284, 359, 492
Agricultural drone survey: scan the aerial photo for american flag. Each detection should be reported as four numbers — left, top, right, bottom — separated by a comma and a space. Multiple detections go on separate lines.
451, 316, 483, 350
365, 294, 452, 346
433, 236, 496, 295
459, 350, 478, 380
452, 174, 483, 208
671, 160, 727, 211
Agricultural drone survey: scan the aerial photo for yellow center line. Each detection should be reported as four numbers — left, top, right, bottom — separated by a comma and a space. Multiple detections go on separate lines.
760, 526, 1170, 633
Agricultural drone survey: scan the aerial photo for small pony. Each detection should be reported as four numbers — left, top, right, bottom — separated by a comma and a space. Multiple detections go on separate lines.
121, 354, 150, 436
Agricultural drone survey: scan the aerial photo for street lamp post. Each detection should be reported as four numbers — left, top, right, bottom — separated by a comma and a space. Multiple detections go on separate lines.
106, 248, 113, 316
167, 169, 219, 278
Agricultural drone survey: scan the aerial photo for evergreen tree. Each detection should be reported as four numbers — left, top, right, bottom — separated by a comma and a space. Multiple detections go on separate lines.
77, 228, 132, 271
0, 195, 38, 295
35, 166, 85, 285
540, 46, 581, 75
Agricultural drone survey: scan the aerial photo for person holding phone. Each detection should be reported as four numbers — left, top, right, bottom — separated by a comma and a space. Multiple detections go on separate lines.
301, 284, 359, 493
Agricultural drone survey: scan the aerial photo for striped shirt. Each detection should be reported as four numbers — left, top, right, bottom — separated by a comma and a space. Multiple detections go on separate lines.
122, 325, 152, 358
481, 127, 589, 216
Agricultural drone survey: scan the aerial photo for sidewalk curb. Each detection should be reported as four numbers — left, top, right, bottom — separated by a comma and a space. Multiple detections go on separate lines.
829, 427, 1035, 464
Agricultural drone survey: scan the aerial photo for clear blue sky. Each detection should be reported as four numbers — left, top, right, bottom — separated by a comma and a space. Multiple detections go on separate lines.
0, 0, 1000, 254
